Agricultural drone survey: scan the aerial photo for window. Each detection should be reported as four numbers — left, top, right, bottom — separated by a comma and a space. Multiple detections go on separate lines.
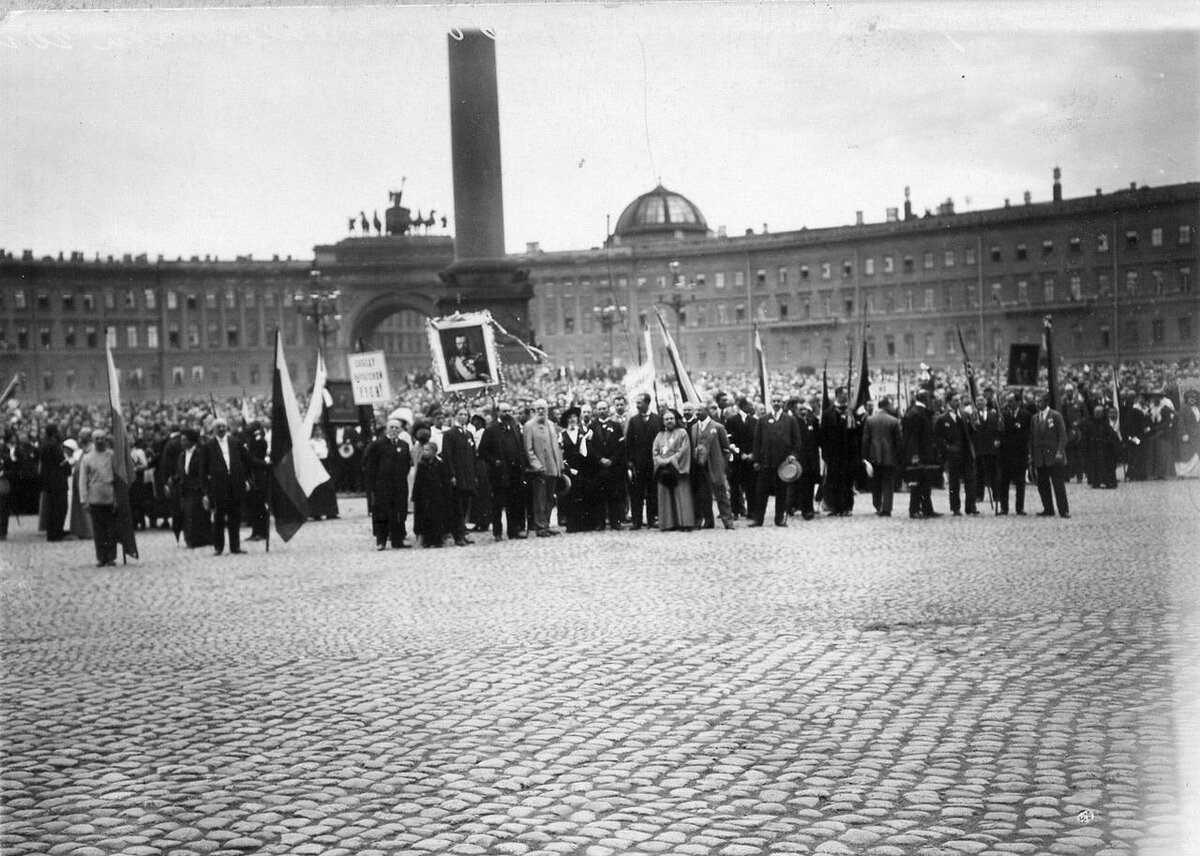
844, 297, 854, 316
249, 365, 260, 386
207, 321, 220, 348
734, 271, 745, 288
735, 304, 746, 323
1126, 230, 1138, 248
777, 267, 788, 286
945, 330, 957, 354
990, 245, 1001, 262
923, 252, 934, 270
209, 367, 221, 386
245, 290, 256, 308
966, 246, 976, 265
61, 292, 75, 312
885, 334, 895, 357
191, 366, 204, 383
264, 291, 276, 309
925, 332, 935, 355
884, 294, 895, 313
865, 293, 875, 314
17, 327, 28, 349
1043, 280, 1055, 303
65, 370, 76, 392
563, 317, 575, 334
717, 304, 728, 324
144, 289, 157, 310
778, 300, 788, 319
187, 293, 198, 310
1042, 239, 1054, 257
188, 323, 200, 347
1122, 319, 1139, 346
166, 291, 178, 310
966, 284, 978, 308
40, 327, 52, 348
14, 290, 26, 310
1181, 266, 1192, 293
37, 292, 50, 311
42, 371, 53, 392
1181, 225, 1192, 245
1070, 276, 1082, 301
1018, 281, 1029, 303
227, 326, 239, 347
64, 326, 76, 348
756, 269, 767, 286
124, 290, 136, 309
1125, 271, 1138, 294
126, 326, 138, 348
990, 282, 1002, 305
173, 366, 185, 387
1152, 270, 1164, 295
85, 326, 97, 349
1016, 244, 1027, 261
822, 295, 832, 316
904, 290, 914, 312
1151, 228, 1163, 247
1098, 233, 1109, 252
820, 262, 831, 280
800, 296, 810, 319
147, 325, 159, 349
883, 256, 894, 274
1179, 316, 1192, 341
923, 288, 935, 310
225, 289, 236, 309
1069, 237, 1081, 254
799, 265, 809, 280
1098, 274, 1110, 296
1151, 318, 1165, 344
103, 291, 115, 310
246, 325, 258, 347
105, 326, 117, 348
903, 256, 914, 272
695, 274, 707, 288
864, 258, 875, 276
903, 333, 915, 358
168, 324, 181, 349
944, 250, 955, 268
205, 292, 217, 310
843, 260, 853, 278
713, 273, 724, 289
696, 305, 708, 326
866, 336, 876, 359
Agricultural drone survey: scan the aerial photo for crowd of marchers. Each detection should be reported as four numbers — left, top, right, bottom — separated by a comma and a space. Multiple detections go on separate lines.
1, 360, 1198, 554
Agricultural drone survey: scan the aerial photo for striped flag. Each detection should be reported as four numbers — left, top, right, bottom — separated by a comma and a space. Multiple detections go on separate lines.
105, 345, 139, 560
0, 371, 21, 407
753, 324, 769, 406
269, 331, 330, 542
654, 309, 700, 406
302, 349, 328, 438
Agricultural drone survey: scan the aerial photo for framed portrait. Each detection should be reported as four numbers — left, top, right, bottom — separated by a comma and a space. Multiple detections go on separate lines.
427, 312, 499, 393
1006, 343, 1041, 387
323, 380, 361, 425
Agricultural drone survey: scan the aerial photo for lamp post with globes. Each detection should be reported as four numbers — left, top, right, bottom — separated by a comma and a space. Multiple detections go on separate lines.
592, 301, 627, 367
658, 259, 695, 337
294, 270, 342, 361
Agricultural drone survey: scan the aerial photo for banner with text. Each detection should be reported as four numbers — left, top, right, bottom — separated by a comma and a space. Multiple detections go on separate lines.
347, 351, 392, 404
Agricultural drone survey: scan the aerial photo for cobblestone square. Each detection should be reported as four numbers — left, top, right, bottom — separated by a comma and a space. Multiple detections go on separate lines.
2, 482, 1199, 856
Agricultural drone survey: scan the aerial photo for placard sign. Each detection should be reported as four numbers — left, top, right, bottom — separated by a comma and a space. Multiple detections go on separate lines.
347, 351, 392, 404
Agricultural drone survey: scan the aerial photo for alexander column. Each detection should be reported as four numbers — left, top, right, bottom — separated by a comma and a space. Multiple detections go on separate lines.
440, 29, 535, 362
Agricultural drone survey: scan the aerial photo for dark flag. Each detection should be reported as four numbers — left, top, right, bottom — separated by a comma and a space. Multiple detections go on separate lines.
654, 309, 701, 406
1043, 315, 1058, 410
105, 345, 139, 560
753, 323, 769, 406
853, 336, 870, 411
955, 325, 980, 405
269, 331, 331, 542
822, 362, 831, 410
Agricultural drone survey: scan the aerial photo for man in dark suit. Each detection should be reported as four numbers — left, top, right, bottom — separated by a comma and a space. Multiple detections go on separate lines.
862, 395, 903, 517
155, 424, 184, 537
200, 417, 250, 555
751, 392, 801, 527
973, 395, 1000, 507
995, 391, 1032, 515
723, 397, 757, 519
819, 387, 862, 517
624, 393, 663, 529
242, 421, 270, 541
1029, 391, 1070, 518
790, 397, 822, 520
690, 400, 734, 529
902, 392, 939, 519
478, 401, 528, 541
362, 418, 413, 549
442, 407, 478, 546
39, 424, 71, 541
176, 428, 210, 548
934, 389, 979, 516
590, 400, 626, 531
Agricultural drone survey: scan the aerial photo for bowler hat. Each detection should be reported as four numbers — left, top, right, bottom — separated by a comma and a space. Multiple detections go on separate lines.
556, 472, 573, 496
776, 459, 801, 483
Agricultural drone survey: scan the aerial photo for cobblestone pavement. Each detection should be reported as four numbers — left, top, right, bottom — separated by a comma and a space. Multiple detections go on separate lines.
2, 480, 1199, 856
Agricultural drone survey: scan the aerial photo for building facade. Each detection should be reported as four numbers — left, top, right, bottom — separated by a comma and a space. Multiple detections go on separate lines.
1, 176, 1196, 402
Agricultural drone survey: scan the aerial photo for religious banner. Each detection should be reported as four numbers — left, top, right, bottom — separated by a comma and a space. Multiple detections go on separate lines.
427, 311, 499, 393
1006, 343, 1041, 387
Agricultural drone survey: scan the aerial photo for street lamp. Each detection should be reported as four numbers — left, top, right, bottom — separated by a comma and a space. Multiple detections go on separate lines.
658, 260, 694, 336
592, 301, 627, 367
294, 269, 342, 357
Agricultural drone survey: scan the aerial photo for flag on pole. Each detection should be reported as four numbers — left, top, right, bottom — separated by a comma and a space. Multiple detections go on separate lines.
269, 331, 330, 542
241, 389, 253, 425
644, 327, 659, 410
753, 324, 769, 406
1111, 365, 1123, 441
955, 325, 980, 405
0, 371, 21, 407
822, 362, 831, 410
1043, 315, 1058, 410
853, 336, 870, 411
654, 309, 700, 405
105, 345, 139, 560
302, 349, 328, 438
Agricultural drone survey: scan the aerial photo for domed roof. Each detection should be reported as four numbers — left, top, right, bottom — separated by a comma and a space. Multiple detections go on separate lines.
612, 184, 708, 241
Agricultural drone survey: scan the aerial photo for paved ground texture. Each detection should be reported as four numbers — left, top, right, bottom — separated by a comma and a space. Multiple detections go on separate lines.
2, 480, 1199, 856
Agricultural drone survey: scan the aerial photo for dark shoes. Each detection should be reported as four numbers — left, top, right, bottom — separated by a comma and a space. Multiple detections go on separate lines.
229, 549, 246, 554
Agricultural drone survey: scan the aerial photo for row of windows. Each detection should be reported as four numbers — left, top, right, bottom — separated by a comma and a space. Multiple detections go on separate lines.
3, 287, 295, 314
32, 363, 281, 394
0, 317, 306, 351
539, 266, 1194, 334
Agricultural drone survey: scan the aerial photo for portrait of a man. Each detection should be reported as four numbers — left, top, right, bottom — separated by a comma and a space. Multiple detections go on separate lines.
427, 313, 499, 392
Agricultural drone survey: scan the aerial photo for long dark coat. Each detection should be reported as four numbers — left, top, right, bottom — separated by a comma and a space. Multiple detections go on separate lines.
412, 448, 455, 545
363, 436, 412, 520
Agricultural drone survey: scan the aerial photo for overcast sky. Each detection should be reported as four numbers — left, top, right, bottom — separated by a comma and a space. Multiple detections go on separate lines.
1, 2, 1197, 262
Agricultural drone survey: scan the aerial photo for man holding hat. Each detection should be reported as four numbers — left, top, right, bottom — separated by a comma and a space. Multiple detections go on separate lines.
691, 400, 735, 529
522, 399, 563, 537
902, 391, 940, 519
200, 417, 251, 555
750, 392, 801, 527
1029, 391, 1071, 518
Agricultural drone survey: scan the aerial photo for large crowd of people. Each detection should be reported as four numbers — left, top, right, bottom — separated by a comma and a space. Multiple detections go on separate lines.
1, 358, 1197, 557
